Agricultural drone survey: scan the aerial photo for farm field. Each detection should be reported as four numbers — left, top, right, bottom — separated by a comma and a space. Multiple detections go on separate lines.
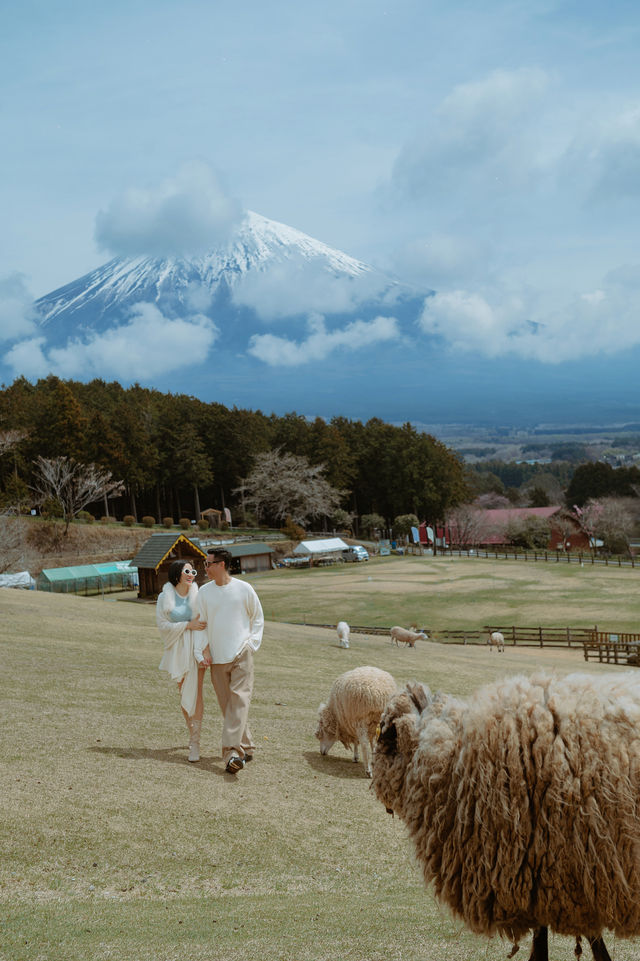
253, 554, 640, 634
2, 576, 640, 961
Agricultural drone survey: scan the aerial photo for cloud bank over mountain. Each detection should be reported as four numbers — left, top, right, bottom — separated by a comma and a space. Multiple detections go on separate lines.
95, 162, 242, 259
6, 304, 218, 381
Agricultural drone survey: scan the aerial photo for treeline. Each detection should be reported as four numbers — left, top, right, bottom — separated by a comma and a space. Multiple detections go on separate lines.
0, 376, 469, 527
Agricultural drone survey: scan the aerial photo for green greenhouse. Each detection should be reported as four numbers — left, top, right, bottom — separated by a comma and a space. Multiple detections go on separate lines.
37, 561, 138, 596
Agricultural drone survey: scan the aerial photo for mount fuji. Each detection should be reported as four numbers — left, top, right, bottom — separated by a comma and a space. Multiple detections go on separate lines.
3, 211, 640, 426
35, 211, 410, 346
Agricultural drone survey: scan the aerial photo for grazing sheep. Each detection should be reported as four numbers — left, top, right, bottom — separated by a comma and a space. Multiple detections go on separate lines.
488, 630, 505, 652
336, 621, 350, 648
315, 666, 397, 777
372, 671, 640, 961
390, 625, 427, 647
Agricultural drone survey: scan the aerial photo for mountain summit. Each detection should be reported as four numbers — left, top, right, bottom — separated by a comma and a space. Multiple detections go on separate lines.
35, 210, 406, 341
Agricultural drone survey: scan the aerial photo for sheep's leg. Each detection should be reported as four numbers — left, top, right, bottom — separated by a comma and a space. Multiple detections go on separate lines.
358, 731, 372, 776
588, 936, 612, 961
528, 926, 548, 961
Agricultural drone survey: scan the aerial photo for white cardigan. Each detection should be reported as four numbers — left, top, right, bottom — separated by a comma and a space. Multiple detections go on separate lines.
156, 581, 199, 717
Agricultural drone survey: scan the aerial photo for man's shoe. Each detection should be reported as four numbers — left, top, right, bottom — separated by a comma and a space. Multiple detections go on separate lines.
226, 755, 245, 773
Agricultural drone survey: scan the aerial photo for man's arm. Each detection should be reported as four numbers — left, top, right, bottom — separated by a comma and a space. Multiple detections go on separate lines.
246, 586, 264, 652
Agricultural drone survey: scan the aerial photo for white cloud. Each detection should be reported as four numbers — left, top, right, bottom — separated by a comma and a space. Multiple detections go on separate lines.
248, 313, 400, 366
5, 303, 218, 381
0, 274, 38, 342
393, 233, 490, 288
564, 106, 640, 203
393, 68, 553, 199
94, 161, 243, 258
419, 266, 640, 362
232, 255, 390, 320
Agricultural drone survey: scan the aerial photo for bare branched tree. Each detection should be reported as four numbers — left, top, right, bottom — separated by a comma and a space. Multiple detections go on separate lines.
446, 504, 491, 548
0, 513, 25, 573
0, 429, 26, 455
31, 456, 124, 534
580, 497, 634, 555
234, 449, 345, 527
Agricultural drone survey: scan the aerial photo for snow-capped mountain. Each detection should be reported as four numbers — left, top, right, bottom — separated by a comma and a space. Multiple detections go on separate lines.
12, 210, 637, 426
35, 210, 408, 340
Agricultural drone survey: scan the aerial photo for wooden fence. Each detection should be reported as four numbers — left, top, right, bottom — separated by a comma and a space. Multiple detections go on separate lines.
436, 547, 638, 568
295, 621, 638, 649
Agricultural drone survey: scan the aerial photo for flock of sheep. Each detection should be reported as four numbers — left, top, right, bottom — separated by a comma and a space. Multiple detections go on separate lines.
314, 621, 640, 961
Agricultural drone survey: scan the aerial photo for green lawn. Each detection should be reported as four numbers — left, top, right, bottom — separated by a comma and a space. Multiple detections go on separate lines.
2, 568, 640, 961
255, 553, 640, 633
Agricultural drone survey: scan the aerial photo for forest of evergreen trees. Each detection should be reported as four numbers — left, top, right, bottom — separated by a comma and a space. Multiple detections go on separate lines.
0, 376, 470, 529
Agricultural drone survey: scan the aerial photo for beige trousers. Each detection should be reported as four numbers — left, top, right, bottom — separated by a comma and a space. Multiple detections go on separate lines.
209, 646, 255, 763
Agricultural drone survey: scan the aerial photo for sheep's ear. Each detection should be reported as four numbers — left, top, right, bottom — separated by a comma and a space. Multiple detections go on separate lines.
406, 681, 430, 714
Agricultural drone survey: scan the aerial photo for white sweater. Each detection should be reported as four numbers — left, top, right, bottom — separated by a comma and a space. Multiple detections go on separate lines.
194, 577, 264, 664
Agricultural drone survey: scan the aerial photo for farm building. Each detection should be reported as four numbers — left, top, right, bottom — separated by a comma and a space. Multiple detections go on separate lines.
37, 561, 138, 595
200, 507, 223, 528
446, 507, 593, 551
223, 542, 275, 574
131, 533, 207, 598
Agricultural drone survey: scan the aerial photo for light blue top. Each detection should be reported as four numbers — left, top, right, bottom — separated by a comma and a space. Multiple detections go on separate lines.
168, 593, 193, 623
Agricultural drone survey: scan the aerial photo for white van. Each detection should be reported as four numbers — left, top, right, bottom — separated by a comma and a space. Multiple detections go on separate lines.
342, 545, 369, 562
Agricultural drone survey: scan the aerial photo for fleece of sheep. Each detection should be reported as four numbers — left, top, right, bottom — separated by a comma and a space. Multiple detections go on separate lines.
372, 671, 640, 946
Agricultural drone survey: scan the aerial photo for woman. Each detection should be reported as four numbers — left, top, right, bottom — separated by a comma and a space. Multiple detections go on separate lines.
156, 559, 207, 762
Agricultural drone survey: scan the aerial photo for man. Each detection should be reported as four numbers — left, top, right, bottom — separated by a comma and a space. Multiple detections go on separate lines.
194, 548, 264, 773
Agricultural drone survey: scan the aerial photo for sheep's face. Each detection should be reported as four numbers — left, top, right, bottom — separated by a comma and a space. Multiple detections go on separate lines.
371, 683, 429, 816
315, 704, 337, 755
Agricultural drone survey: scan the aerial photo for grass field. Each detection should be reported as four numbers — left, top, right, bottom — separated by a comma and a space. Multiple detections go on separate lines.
2, 559, 640, 961
255, 554, 640, 633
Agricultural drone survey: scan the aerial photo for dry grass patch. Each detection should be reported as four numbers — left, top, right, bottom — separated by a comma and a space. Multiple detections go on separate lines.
2, 586, 640, 960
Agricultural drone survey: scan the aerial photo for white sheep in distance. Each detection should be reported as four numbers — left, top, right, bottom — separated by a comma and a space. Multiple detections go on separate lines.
315, 666, 397, 777
488, 630, 505, 652
372, 671, 640, 961
390, 625, 427, 648
336, 621, 350, 648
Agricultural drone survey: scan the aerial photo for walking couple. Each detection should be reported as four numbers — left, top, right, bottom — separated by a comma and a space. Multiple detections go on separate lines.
156, 547, 264, 773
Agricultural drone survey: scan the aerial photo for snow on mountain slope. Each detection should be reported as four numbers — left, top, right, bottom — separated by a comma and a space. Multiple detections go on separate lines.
35, 211, 399, 329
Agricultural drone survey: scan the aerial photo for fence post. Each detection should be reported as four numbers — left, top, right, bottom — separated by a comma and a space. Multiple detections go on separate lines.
512, 626, 516, 645
567, 626, 571, 647
539, 626, 543, 648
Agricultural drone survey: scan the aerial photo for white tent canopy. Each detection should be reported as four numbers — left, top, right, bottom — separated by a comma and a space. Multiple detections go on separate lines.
0, 571, 35, 589
292, 537, 349, 556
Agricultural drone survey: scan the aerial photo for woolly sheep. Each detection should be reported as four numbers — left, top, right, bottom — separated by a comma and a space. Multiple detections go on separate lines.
488, 630, 505, 652
315, 666, 397, 777
372, 671, 640, 961
390, 625, 427, 647
336, 620, 350, 648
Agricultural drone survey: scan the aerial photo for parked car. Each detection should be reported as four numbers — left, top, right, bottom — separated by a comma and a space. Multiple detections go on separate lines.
342, 545, 369, 562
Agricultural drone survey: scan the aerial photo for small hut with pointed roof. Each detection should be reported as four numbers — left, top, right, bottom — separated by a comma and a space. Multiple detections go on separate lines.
131, 532, 207, 599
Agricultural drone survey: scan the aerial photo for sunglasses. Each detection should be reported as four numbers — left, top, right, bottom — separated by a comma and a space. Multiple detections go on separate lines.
205, 559, 223, 567
182, 568, 198, 577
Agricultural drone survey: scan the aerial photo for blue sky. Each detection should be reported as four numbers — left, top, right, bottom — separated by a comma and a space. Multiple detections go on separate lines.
2, 0, 640, 391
